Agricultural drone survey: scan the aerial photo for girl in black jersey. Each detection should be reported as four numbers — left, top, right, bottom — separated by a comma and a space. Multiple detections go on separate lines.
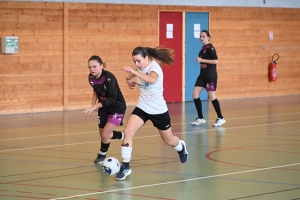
83, 55, 127, 164
191, 30, 226, 127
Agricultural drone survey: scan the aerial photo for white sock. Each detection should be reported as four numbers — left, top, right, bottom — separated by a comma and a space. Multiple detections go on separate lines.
174, 140, 183, 152
100, 151, 106, 155
121, 146, 132, 163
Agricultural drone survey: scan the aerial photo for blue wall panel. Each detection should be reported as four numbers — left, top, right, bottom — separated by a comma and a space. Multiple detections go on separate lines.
185, 12, 209, 101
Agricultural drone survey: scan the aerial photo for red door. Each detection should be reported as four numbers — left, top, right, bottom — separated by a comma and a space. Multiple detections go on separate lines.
159, 12, 183, 103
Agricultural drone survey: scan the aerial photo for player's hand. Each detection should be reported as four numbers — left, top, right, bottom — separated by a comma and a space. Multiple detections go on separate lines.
123, 66, 134, 73
83, 105, 98, 114
196, 57, 202, 62
126, 81, 137, 89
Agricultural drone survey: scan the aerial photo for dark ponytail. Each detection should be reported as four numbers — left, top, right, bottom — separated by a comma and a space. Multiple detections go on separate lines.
88, 55, 106, 68
132, 46, 174, 65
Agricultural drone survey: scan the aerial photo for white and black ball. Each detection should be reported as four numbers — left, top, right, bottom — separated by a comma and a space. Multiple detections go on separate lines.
102, 157, 120, 176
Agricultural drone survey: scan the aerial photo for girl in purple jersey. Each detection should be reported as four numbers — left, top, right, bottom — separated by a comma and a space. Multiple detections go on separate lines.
190, 30, 226, 127
83, 55, 127, 164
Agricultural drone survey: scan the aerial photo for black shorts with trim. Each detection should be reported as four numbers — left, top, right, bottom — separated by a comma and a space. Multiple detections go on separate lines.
195, 73, 218, 91
98, 108, 126, 128
132, 107, 171, 131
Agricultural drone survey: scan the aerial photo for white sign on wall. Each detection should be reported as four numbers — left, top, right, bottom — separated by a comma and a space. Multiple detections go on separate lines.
194, 24, 200, 38
166, 24, 173, 39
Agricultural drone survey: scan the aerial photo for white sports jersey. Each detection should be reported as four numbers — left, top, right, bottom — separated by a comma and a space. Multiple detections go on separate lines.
136, 60, 168, 114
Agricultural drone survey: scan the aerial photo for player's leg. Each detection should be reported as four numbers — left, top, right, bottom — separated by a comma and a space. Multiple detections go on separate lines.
116, 107, 146, 180
206, 79, 226, 127
191, 76, 206, 125
94, 111, 125, 164
152, 111, 189, 163
94, 123, 117, 164
159, 128, 189, 163
106, 112, 126, 141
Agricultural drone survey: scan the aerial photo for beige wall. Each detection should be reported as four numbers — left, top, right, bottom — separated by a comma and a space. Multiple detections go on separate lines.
1, 2, 300, 114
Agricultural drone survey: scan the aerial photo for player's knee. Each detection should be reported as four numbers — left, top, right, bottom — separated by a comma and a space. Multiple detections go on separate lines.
162, 137, 174, 146
192, 93, 199, 99
100, 130, 111, 140
123, 128, 135, 139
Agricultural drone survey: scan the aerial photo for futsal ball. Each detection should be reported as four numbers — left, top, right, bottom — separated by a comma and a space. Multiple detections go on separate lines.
102, 157, 120, 176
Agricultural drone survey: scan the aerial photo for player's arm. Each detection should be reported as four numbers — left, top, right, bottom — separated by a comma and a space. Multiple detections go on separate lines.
123, 66, 157, 84
133, 70, 158, 84
92, 91, 97, 105
196, 46, 218, 64
100, 76, 118, 108
83, 92, 103, 114
126, 73, 136, 81
197, 58, 218, 64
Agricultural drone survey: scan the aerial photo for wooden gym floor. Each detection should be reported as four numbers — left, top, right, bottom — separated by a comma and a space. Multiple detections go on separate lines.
0, 95, 300, 200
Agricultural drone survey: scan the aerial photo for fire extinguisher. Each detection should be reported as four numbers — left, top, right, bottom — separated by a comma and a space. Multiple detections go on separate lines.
269, 54, 279, 82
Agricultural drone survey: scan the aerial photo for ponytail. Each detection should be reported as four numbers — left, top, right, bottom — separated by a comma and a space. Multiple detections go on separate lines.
132, 46, 174, 65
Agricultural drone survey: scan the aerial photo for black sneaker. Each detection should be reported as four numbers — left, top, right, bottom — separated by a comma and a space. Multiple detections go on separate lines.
94, 154, 106, 164
116, 164, 131, 180
178, 140, 188, 163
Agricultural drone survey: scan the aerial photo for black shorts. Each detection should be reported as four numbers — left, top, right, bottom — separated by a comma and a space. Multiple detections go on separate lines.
98, 108, 126, 128
195, 73, 218, 91
132, 107, 171, 131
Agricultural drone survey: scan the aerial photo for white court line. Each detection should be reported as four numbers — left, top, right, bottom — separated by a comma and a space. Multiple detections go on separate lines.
50, 162, 300, 200
0, 119, 299, 153
178, 119, 300, 131
0, 135, 159, 153
1, 112, 300, 142
0, 109, 299, 122
0, 131, 97, 141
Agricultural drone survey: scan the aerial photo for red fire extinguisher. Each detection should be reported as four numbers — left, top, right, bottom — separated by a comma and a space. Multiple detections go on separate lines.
269, 54, 279, 82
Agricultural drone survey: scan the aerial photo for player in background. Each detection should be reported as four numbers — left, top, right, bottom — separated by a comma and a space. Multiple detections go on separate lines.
116, 46, 189, 181
83, 55, 127, 164
190, 30, 226, 127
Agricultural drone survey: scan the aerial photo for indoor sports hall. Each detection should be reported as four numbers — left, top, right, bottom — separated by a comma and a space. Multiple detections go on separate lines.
1, 0, 300, 199
1, 96, 300, 199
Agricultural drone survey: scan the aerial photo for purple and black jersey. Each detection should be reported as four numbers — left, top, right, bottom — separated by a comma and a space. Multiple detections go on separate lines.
88, 70, 126, 112
198, 43, 218, 76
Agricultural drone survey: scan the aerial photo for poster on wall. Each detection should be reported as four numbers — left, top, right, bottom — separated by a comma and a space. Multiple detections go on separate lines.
166, 24, 173, 39
194, 24, 200, 38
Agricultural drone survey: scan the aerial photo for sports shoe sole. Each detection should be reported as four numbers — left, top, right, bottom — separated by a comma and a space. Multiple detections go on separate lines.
191, 119, 206, 125
116, 169, 132, 181
94, 160, 104, 164
191, 121, 206, 125
212, 121, 226, 127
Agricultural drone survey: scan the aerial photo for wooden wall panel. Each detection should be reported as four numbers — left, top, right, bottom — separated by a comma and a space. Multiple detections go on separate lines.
0, 2, 63, 114
1, 2, 300, 114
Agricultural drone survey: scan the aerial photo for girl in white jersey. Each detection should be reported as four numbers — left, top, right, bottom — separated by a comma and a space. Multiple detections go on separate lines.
115, 46, 189, 180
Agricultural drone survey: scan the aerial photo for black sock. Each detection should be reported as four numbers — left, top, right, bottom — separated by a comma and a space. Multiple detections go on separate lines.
211, 99, 223, 119
122, 162, 130, 168
193, 98, 204, 119
111, 130, 123, 139
100, 142, 110, 153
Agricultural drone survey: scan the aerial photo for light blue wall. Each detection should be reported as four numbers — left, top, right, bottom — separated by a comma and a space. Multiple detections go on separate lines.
7, 0, 300, 8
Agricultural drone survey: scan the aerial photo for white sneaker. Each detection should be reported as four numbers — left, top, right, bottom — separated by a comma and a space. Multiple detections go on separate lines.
213, 118, 226, 127
191, 118, 206, 125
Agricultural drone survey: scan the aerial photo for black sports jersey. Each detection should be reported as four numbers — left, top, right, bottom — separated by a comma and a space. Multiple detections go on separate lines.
88, 70, 126, 112
198, 43, 218, 76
